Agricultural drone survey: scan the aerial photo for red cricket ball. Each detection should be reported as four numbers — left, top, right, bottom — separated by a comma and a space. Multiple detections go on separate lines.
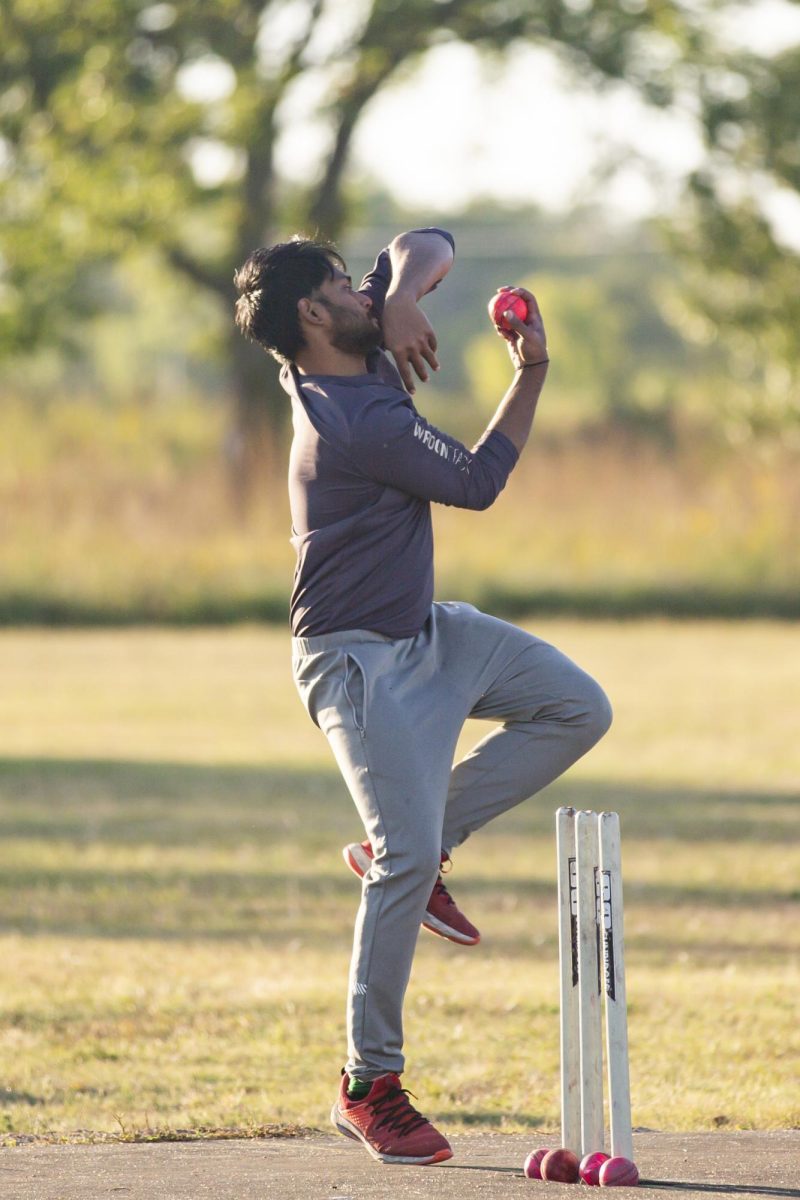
580, 1152, 611, 1186
488, 289, 529, 332
541, 1147, 581, 1183
523, 1148, 550, 1179
599, 1156, 639, 1187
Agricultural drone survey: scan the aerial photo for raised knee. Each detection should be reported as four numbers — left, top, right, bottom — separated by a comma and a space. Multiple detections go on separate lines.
583, 680, 613, 745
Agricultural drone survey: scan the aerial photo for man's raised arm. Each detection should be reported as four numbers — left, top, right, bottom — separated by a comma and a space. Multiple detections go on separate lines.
484, 286, 549, 455
382, 230, 454, 394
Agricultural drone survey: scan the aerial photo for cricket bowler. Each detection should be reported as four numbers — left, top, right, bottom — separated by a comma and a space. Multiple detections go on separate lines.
233, 227, 612, 1165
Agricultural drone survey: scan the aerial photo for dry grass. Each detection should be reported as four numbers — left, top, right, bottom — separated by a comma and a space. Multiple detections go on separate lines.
2, 397, 799, 618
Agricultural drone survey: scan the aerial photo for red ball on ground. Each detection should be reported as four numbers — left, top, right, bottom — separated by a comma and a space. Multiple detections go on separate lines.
579, 1152, 611, 1186
488, 289, 529, 332
524, 1148, 550, 1179
542, 1148, 581, 1183
599, 1157, 639, 1187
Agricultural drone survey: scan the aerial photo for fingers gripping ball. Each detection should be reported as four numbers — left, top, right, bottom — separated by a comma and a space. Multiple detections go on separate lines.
599, 1157, 639, 1187
488, 288, 529, 333
579, 1152, 611, 1186
523, 1148, 550, 1179
541, 1148, 581, 1183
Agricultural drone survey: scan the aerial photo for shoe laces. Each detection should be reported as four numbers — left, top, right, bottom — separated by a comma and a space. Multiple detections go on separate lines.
370, 1083, 430, 1135
432, 875, 455, 907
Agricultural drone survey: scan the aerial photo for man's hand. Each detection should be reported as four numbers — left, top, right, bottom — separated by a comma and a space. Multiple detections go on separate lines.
382, 289, 440, 395
494, 286, 548, 371
484, 286, 549, 454
382, 229, 452, 394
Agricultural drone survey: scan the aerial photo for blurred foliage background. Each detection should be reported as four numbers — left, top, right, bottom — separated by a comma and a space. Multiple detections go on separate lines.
2, 0, 799, 621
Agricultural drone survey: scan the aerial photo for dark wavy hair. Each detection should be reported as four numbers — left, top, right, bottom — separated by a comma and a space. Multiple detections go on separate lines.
233, 237, 345, 364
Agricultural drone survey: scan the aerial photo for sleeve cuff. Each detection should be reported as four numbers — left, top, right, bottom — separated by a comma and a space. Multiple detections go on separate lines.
408, 227, 455, 255
476, 427, 520, 470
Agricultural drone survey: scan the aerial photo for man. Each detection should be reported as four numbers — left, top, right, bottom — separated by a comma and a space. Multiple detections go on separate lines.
233, 228, 612, 1166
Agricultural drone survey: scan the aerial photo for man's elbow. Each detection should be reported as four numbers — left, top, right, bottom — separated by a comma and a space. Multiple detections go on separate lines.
389, 230, 454, 286
463, 483, 503, 512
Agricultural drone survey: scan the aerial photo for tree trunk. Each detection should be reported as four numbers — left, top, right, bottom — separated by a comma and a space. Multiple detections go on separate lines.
225, 327, 289, 520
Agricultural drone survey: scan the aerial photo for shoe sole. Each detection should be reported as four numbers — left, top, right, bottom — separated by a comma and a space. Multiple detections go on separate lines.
331, 1105, 453, 1166
342, 844, 480, 946
421, 910, 480, 946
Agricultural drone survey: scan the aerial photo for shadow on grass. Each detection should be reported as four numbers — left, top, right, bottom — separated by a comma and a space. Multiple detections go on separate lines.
0, 757, 796, 942
4, 584, 800, 623
1, 756, 796, 841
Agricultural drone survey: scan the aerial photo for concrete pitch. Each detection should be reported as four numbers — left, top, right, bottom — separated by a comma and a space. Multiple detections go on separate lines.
1, 1131, 798, 1200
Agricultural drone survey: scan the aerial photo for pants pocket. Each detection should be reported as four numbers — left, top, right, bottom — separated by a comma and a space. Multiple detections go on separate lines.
343, 652, 367, 736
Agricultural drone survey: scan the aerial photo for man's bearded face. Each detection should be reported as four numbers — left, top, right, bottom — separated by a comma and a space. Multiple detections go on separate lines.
321, 297, 383, 358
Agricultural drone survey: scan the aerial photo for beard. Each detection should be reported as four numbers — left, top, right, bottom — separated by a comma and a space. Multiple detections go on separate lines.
324, 302, 383, 357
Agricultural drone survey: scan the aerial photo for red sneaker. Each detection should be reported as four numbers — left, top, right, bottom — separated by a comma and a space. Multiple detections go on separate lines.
331, 1072, 453, 1165
342, 841, 480, 946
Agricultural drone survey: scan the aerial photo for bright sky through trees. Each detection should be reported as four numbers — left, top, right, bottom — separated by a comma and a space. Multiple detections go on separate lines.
264, 0, 800, 241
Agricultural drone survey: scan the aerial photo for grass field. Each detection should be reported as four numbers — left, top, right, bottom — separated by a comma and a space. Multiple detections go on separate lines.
1, 622, 799, 1143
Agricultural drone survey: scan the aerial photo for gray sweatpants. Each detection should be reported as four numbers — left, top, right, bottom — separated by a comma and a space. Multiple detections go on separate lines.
292, 602, 612, 1081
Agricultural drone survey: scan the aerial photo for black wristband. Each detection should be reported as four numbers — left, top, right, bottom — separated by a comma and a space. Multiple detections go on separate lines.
518, 359, 549, 369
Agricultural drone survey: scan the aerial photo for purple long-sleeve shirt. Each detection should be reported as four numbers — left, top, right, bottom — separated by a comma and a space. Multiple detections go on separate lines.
282, 230, 519, 638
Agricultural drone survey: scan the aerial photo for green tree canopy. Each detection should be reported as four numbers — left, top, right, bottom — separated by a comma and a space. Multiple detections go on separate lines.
666, 30, 800, 432
2, 0, 797, 472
